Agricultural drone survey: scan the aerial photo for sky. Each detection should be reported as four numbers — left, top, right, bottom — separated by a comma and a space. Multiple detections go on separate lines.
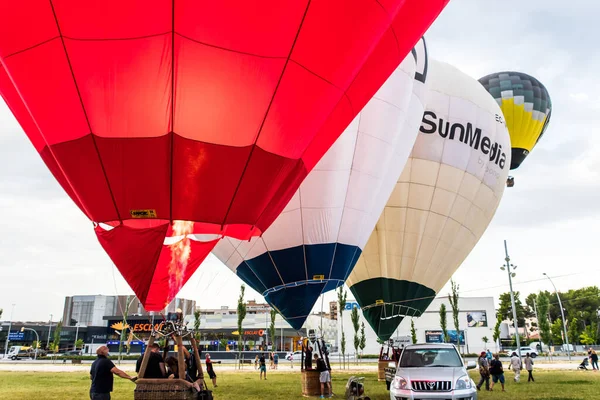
1, 0, 599, 322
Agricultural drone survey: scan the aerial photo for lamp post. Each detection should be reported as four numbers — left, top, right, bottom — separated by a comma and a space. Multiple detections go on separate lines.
501, 241, 521, 359
3, 304, 15, 358
543, 273, 571, 361
20, 327, 40, 360
47, 314, 53, 349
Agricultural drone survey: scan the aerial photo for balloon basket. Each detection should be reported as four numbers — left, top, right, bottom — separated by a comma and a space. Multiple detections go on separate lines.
377, 360, 388, 381
301, 370, 321, 397
134, 379, 197, 400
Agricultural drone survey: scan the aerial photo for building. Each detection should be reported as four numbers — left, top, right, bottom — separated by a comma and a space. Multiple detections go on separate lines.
329, 301, 338, 320
338, 296, 497, 355
62, 295, 195, 327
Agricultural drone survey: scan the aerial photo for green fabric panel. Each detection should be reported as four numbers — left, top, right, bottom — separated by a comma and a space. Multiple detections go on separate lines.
349, 277, 436, 341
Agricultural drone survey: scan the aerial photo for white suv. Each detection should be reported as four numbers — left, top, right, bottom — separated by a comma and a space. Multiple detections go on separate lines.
390, 343, 477, 400
519, 346, 538, 358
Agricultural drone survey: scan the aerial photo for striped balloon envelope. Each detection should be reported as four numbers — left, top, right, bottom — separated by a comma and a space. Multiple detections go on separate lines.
347, 60, 511, 340
478, 71, 552, 169
212, 39, 430, 330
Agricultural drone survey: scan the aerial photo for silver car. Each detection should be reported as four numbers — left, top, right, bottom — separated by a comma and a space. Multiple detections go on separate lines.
389, 343, 477, 400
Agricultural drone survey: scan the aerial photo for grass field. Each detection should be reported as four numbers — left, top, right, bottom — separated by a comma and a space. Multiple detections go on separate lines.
0, 369, 598, 399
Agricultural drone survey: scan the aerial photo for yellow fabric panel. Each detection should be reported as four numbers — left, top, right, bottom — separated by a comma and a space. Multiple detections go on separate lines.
500, 98, 548, 151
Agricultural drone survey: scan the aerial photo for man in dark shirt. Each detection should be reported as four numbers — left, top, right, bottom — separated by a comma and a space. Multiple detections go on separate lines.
135, 343, 167, 378
259, 353, 267, 380
304, 346, 313, 370
90, 346, 135, 400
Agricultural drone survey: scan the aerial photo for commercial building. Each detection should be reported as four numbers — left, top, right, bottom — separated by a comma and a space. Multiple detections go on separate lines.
338, 296, 497, 355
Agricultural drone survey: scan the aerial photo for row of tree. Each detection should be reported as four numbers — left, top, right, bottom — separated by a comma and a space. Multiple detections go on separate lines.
497, 286, 599, 347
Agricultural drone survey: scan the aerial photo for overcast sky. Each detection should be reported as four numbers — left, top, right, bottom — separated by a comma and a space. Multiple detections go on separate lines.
1, 0, 599, 322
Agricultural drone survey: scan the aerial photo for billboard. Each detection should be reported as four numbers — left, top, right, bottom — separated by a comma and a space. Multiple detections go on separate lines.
425, 330, 465, 345
467, 311, 488, 327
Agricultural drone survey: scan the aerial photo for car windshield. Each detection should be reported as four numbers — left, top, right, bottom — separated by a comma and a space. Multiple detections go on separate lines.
399, 348, 462, 368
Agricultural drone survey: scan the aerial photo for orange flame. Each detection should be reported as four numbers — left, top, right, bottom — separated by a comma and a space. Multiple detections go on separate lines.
167, 220, 194, 305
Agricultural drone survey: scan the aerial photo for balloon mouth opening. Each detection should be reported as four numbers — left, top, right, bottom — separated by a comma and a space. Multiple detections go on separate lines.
262, 278, 345, 296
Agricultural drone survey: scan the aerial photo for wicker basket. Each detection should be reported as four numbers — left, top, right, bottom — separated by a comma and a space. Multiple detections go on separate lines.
301, 370, 321, 397
377, 360, 388, 381
134, 379, 197, 400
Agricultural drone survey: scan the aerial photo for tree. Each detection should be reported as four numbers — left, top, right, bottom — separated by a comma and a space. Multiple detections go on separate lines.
410, 319, 417, 344
337, 286, 347, 369
219, 338, 229, 351
537, 292, 552, 350
448, 280, 460, 351
568, 318, 581, 347
482, 336, 489, 350
193, 309, 201, 342
498, 291, 527, 328
351, 306, 360, 364
439, 304, 448, 343
75, 338, 84, 350
237, 284, 247, 369
493, 313, 502, 351
359, 322, 366, 361
51, 321, 63, 361
580, 322, 598, 345
551, 318, 564, 345
0, 309, 3, 320
269, 309, 277, 351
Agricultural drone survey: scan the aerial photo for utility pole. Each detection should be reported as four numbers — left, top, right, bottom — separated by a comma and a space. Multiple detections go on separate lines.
502, 241, 521, 359
543, 273, 571, 361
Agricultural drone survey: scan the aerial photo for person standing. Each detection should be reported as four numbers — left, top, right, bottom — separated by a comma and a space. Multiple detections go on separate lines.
205, 353, 220, 388
259, 353, 267, 380
509, 351, 522, 382
273, 352, 279, 369
590, 349, 599, 370
486, 349, 493, 363
314, 354, 331, 399
135, 343, 166, 379
524, 353, 535, 382
90, 346, 135, 400
305, 345, 313, 370
476, 351, 490, 391
489, 353, 505, 392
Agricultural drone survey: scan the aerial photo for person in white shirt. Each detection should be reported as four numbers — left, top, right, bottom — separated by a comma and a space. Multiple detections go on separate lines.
524, 353, 535, 382
508, 352, 522, 382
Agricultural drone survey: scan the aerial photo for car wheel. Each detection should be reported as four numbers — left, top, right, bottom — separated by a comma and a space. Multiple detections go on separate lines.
531, 353, 537, 358
10, 356, 16, 360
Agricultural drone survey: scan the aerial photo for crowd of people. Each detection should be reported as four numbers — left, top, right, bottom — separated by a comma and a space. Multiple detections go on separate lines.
476, 349, 536, 392
88, 343, 220, 399
254, 351, 279, 373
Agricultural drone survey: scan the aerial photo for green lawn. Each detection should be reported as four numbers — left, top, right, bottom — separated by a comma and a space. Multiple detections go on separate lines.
0, 370, 598, 399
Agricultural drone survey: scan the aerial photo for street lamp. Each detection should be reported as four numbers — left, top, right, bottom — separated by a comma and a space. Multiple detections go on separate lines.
543, 273, 571, 361
20, 327, 40, 360
501, 241, 521, 359
3, 304, 15, 359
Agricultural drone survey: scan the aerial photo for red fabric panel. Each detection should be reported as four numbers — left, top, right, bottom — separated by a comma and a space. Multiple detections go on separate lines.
95, 223, 168, 306
65, 35, 172, 138
176, 1, 305, 56
95, 222, 218, 311
174, 35, 285, 145
47, 136, 119, 221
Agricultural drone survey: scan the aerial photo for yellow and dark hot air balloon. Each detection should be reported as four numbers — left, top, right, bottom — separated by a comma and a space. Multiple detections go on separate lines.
478, 72, 552, 170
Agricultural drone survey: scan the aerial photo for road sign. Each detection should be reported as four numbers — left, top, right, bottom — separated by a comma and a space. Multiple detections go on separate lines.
8, 332, 24, 340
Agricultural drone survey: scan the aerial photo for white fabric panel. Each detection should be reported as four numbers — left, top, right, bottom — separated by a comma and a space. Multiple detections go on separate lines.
214, 41, 430, 276
348, 60, 511, 296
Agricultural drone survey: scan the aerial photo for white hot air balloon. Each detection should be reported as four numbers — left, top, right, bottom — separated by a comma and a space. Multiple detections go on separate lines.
212, 39, 430, 330
347, 60, 511, 340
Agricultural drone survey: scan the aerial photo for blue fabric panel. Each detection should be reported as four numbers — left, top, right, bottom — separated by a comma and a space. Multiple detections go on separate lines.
265, 282, 326, 330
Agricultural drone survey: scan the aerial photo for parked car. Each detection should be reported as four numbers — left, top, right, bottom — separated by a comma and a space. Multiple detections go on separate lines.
519, 346, 537, 358
390, 343, 477, 400
286, 351, 303, 361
